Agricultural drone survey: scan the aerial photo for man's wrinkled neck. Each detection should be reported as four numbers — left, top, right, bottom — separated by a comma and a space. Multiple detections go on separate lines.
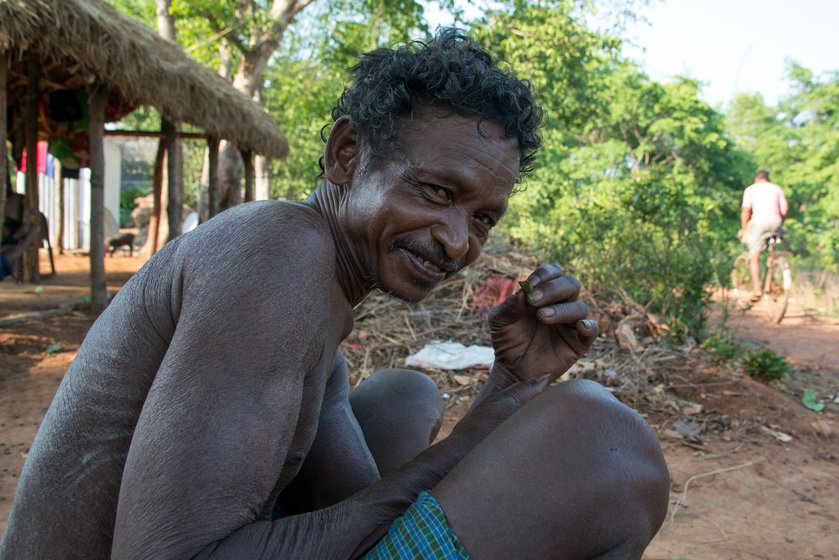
305, 183, 371, 308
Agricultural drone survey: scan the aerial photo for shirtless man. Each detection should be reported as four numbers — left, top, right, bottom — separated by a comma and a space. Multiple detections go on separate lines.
738, 170, 789, 298
1, 29, 669, 559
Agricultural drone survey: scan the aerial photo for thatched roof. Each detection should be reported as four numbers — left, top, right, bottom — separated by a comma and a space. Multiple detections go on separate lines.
0, 0, 288, 159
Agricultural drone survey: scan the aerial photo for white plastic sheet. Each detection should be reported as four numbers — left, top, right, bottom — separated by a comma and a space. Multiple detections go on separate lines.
405, 341, 494, 370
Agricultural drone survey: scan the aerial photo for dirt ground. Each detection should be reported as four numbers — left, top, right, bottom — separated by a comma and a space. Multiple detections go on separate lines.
1, 251, 837, 559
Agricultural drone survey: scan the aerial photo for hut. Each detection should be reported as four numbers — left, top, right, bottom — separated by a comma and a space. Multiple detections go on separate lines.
0, 0, 289, 307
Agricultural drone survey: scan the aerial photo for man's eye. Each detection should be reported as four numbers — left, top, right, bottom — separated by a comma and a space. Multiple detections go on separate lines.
475, 213, 495, 227
430, 185, 452, 202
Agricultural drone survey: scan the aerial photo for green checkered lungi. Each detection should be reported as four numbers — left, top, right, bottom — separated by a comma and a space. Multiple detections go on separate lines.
364, 491, 471, 559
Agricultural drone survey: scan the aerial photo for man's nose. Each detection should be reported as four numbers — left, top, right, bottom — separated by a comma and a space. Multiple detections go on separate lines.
431, 217, 469, 261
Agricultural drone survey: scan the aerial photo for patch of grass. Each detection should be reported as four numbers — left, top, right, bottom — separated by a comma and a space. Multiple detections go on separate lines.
701, 334, 740, 362
743, 349, 792, 381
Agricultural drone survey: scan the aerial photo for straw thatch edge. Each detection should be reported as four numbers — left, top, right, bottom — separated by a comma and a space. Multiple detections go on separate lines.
0, 0, 288, 158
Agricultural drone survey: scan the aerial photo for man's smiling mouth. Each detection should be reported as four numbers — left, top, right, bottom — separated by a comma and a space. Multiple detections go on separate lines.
400, 247, 448, 279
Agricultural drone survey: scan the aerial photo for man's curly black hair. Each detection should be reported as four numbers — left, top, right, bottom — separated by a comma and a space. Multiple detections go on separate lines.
328, 27, 543, 180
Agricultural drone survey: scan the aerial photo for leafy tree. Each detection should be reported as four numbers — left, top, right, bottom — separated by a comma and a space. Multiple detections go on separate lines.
106, 0, 839, 334
261, 0, 434, 200
469, 3, 753, 333
727, 64, 839, 275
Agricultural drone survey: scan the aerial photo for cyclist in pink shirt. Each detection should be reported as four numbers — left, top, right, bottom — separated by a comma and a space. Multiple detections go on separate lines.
738, 170, 788, 299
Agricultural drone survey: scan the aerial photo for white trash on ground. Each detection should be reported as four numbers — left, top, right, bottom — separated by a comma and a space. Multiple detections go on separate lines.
405, 341, 494, 370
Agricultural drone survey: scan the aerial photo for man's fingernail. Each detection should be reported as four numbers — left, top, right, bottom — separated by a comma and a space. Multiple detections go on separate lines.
585, 319, 596, 329
539, 307, 555, 318
528, 290, 543, 304
528, 276, 541, 287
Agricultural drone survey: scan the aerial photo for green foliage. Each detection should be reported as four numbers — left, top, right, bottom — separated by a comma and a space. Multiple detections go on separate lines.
262, 0, 432, 200
743, 349, 791, 381
120, 185, 152, 227
726, 65, 839, 274
700, 334, 739, 363
473, 2, 620, 132
106, 0, 155, 25
477, 4, 752, 332
101, 0, 838, 338
113, 106, 161, 133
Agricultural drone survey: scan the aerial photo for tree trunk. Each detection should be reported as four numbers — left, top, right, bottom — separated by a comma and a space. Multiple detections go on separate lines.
255, 154, 270, 200
164, 119, 181, 240
217, 140, 242, 213
88, 86, 107, 309
242, 150, 254, 202
252, 86, 269, 200
23, 53, 40, 284
207, 136, 219, 219
0, 48, 7, 235
156, 0, 177, 42
198, 0, 314, 218
55, 159, 63, 254
152, 0, 183, 245
141, 141, 165, 256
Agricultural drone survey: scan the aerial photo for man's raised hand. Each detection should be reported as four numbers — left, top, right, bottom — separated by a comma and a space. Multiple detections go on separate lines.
489, 264, 599, 383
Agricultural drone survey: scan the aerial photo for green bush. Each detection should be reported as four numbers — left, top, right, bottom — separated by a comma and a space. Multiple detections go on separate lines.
119, 184, 151, 227
701, 335, 739, 362
743, 349, 791, 381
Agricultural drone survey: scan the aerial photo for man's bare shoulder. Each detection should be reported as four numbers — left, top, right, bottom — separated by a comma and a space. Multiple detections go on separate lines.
182, 201, 335, 269
154, 201, 341, 318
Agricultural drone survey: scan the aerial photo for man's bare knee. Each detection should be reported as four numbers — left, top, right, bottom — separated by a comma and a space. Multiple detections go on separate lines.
357, 368, 441, 401
433, 380, 669, 558
350, 369, 443, 476
541, 379, 671, 546
497, 379, 669, 554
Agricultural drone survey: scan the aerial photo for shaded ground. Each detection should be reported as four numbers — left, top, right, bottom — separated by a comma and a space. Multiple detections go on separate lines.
1, 250, 837, 559
645, 299, 839, 560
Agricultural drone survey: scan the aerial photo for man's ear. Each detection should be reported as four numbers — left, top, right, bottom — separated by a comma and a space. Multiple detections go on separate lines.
324, 116, 359, 186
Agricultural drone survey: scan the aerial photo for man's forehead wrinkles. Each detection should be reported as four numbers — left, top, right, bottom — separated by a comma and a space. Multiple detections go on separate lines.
410, 159, 515, 194
411, 142, 519, 183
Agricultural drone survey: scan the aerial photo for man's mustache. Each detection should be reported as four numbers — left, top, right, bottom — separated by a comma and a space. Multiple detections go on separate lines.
392, 239, 461, 273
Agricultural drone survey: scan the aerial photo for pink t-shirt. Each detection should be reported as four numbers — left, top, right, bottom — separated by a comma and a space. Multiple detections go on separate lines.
742, 181, 788, 223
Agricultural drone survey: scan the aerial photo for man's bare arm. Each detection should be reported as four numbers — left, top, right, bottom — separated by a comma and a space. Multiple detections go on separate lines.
740, 206, 751, 233
194, 377, 548, 560
273, 350, 380, 515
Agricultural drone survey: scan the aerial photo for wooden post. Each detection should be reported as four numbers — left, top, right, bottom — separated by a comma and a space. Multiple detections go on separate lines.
23, 53, 40, 283
163, 119, 180, 240
88, 85, 107, 309
207, 135, 219, 219
55, 159, 64, 254
142, 141, 165, 256
242, 149, 254, 203
0, 48, 7, 237
254, 154, 270, 200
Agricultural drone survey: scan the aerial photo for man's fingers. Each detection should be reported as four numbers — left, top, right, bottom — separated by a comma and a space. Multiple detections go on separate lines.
525, 274, 581, 307
534, 299, 589, 324
526, 263, 563, 288
575, 318, 600, 346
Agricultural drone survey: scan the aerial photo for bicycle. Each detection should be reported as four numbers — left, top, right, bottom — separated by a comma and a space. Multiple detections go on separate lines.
731, 231, 793, 324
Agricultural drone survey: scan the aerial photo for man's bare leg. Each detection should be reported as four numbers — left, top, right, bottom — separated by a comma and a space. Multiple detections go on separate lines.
433, 379, 670, 560
750, 251, 763, 296
350, 369, 444, 476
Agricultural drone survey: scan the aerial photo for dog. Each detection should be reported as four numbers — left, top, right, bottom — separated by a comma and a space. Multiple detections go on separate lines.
105, 232, 135, 257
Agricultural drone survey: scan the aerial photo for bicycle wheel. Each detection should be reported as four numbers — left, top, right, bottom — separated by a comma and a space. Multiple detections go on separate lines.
762, 255, 791, 323
731, 254, 756, 307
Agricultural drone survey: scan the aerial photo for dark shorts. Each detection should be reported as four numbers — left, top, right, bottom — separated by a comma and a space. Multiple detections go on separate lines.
364, 491, 470, 559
